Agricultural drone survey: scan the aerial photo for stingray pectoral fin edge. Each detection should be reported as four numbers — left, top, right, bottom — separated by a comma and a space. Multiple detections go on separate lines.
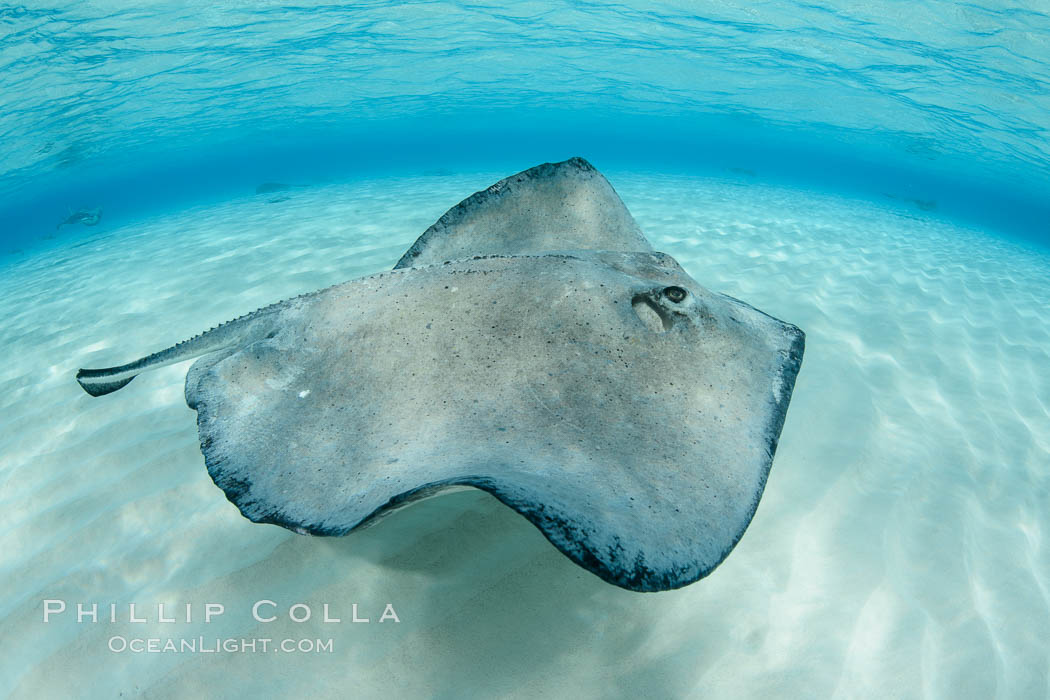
393, 156, 652, 268
204, 462, 712, 593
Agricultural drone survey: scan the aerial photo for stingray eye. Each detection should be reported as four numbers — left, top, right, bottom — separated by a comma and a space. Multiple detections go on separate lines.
663, 286, 688, 303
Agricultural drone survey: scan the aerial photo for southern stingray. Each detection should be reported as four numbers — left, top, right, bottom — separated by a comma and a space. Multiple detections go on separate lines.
75, 158, 804, 592
58, 207, 102, 229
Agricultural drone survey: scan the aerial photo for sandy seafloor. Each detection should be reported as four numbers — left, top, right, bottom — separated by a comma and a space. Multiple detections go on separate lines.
1, 169, 1048, 699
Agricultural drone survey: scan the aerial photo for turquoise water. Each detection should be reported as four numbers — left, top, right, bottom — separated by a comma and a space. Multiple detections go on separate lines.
1, 0, 1048, 248
2, 3, 1050, 699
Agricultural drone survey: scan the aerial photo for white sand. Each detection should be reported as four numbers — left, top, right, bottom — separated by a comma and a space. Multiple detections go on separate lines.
1, 171, 1048, 698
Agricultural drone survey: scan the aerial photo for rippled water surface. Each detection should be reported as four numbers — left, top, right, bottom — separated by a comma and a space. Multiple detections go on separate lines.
3, 0, 1049, 173
2, 0, 1049, 246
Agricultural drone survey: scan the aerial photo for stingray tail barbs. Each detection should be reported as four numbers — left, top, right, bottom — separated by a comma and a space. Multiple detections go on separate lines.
75, 307, 282, 397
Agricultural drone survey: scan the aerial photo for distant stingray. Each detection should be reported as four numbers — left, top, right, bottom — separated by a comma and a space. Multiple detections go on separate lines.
255, 182, 295, 195
57, 207, 102, 229
74, 158, 805, 592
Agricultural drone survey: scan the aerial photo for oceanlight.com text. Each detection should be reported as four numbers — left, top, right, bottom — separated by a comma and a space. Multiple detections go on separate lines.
108, 636, 334, 654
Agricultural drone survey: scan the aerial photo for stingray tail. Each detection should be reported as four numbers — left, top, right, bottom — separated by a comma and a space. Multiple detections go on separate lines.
75, 336, 228, 398
76, 369, 138, 397
75, 306, 283, 398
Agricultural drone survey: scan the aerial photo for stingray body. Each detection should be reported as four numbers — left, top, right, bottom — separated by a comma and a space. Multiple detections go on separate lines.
75, 158, 804, 592
57, 207, 102, 229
